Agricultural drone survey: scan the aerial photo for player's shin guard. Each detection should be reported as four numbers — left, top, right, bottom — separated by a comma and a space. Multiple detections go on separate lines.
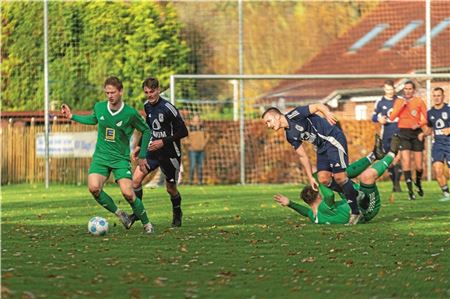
346, 156, 372, 178
170, 193, 182, 212
388, 166, 396, 184
130, 197, 149, 225
371, 153, 394, 178
340, 179, 360, 214
96, 191, 118, 213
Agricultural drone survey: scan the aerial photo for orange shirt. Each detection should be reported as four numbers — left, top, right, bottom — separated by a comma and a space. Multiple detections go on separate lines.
389, 96, 427, 129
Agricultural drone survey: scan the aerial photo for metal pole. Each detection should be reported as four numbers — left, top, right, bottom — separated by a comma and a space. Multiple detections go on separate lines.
44, 0, 50, 188
170, 75, 175, 105
238, 0, 245, 185
425, 0, 432, 182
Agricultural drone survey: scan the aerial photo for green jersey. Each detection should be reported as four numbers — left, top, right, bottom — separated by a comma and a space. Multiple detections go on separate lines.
288, 181, 380, 224
72, 101, 151, 168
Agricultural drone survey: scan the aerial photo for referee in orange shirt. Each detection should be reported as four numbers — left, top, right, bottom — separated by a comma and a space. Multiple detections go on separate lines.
390, 81, 427, 200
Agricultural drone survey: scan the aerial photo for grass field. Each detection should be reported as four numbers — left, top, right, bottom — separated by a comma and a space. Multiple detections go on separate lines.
1, 182, 449, 298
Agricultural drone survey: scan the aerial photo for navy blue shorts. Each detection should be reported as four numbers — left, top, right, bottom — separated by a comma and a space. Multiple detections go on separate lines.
316, 134, 349, 173
431, 143, 450, 167
145, 153, 181, 184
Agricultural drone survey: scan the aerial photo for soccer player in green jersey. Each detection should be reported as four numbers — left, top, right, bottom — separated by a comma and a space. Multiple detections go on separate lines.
61, 76, 154, 234
273, 135, 400, 224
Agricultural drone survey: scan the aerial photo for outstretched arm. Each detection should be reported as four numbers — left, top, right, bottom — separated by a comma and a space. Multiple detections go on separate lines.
296, 145, 318, 191
61, 103, 97, 125
273, 194, 310, 218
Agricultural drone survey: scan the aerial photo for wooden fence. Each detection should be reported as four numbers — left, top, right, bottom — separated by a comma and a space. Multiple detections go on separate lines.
1, 120, 429, 185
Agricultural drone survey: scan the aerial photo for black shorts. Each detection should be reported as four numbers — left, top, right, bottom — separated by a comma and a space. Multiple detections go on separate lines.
398, 128, 424, 152
145, 153, 181, 184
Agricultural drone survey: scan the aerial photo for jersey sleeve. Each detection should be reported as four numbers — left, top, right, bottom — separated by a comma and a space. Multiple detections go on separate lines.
132, 110, 152, 159
389, 98, 405, 121
287, 200, 311, 218
162, 102, 188, 145
71, 104, 98, 125
371, 99, 382, 123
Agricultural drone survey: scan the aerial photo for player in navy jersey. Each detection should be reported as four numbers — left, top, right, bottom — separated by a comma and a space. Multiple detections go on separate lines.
131, 77, 189, 227
423, 87, 450, 198
372, 80, 402, 192
262, 104, 383, 225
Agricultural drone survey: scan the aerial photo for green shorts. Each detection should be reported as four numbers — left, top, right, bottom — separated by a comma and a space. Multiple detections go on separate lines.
88, 159, 132, 181
358, 182, 381, 223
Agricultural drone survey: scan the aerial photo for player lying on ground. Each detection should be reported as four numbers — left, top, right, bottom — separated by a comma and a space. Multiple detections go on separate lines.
273, 135, 400, 224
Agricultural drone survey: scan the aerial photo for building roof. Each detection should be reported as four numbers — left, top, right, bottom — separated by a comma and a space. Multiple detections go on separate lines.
263, 0, 450, 104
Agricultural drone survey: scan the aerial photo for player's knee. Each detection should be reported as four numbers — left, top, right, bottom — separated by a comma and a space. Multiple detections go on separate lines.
166, 184, 178, 196
360, 171, 375, 185
333, 175, 347, 185
88, 186, 101, 198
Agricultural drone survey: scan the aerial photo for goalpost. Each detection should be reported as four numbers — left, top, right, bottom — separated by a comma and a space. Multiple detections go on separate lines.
170, 73, 450, 185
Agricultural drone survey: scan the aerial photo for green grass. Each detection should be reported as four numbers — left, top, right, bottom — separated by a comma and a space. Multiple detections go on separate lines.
1, 182, 449, 299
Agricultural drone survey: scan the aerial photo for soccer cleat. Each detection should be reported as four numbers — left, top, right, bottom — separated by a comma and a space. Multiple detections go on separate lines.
408, 191, 416, 201
373, 134, 385, 160
346, 213, 363, 225
116, 210, 132, 229
128, 213, 138, 228
389, 134, 401, 155
172, 209, 183, 228
143, 223, 154, 234
415, 181, 424, 197
443, 191, 450, 198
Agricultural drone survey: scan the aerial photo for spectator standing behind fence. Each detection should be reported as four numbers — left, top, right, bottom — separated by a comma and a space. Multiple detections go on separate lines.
187, 114, 209, 185
389, 80, 427, 201
372, 80, 402, 192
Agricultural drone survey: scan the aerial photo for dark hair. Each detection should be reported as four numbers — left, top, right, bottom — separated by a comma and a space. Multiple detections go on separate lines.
404, 80, 416, 89
104, 76, 123, 90
142, 77, 160, 89
384, 80, 395, 88
300, 185, 319, 205
261, 107, 282, 119
433, 87, 444, 94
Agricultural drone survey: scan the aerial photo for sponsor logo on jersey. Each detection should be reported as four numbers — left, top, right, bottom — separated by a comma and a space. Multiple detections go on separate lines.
105, 128, 115, 142
159, 113, 164, 122
152, 119, 161, 130
153, 131, 167, 138
116, 121, 123, 127
411, 110, 417, 117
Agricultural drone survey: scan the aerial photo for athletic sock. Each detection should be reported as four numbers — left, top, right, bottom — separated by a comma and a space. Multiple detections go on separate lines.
441, 185, 449, 194
96, 190, 118, 213
388, 166, 396, 185
170, 193, 182, 213
404, 171, 413, 193
415, 169, 423, 185
346, 156, 371, 178
134, 186, 143, 201
366, 152, 376, 164
340, 179, 360, 214
129, 197, 149, 225
371, 153, 394, 178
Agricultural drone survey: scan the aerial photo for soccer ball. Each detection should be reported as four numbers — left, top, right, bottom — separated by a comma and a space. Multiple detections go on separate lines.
88, 216, 109, 236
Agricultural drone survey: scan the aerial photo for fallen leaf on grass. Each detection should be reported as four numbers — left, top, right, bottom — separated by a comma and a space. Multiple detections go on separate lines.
154, 277, 167, 287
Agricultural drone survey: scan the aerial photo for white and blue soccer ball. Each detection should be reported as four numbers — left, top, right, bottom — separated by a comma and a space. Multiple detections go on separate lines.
88, 216, 109, 236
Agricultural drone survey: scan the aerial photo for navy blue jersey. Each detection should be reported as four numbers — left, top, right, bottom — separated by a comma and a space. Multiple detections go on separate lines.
284, 106, 346, 154
144, 97, 188, 158
427, 104, 450, 146
371, 96, 399, 140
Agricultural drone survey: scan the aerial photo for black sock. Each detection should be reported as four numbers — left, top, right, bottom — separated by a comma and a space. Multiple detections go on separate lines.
340, 179, 359, 214
442, 185, 449, 193
388, 166, 396, 185
404, 171, 413, 193
327, 179, 344, 193
134, 186, 143, 201
415, 169, 423, 185
170, 193, 182, 213
394, 165, 402, 184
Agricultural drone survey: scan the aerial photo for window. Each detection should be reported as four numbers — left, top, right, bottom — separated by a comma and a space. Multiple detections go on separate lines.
355, 105, 368, 120
349, 24, 389, 52
415, 17, 450, 46
382, 20, 422, 49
